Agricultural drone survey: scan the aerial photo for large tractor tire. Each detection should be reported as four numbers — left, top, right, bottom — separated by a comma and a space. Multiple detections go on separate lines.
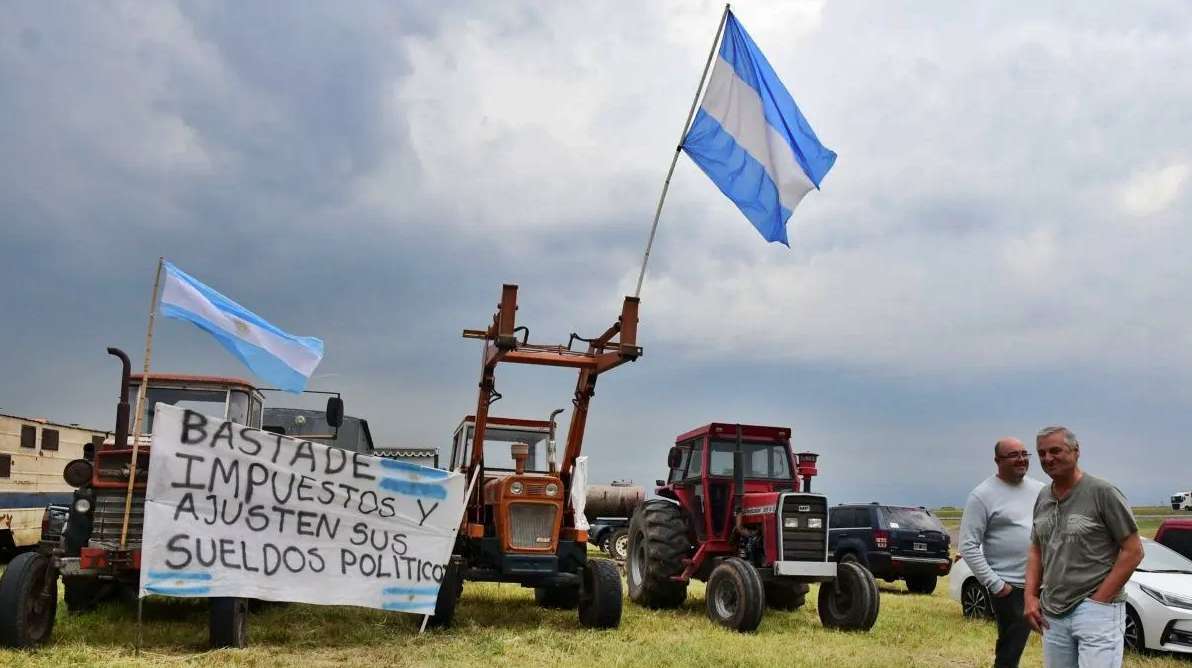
626, 500, 690, 609
535, 584, 579, 609
818, 561, 878, 631
578, 558, 622, 629
428, 559, 465, 628
705, 558, 766, 632
0, 551, 58, 648
605, 528, 630, 562
765, 580, 810, 611
209, 597, 249, 648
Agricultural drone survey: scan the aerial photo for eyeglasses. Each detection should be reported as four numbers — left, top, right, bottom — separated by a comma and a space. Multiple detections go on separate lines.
997, 452, 1031, 461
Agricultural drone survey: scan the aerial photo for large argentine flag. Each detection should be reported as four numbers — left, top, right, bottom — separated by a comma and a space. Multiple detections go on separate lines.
159, 261, 324, 393
683, 12, 836, 246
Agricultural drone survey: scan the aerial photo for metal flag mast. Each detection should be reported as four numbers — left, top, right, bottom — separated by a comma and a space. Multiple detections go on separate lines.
633, 3, 731, 298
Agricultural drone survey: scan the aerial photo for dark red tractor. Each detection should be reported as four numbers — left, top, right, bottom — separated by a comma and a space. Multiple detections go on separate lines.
626, 423, 879, 632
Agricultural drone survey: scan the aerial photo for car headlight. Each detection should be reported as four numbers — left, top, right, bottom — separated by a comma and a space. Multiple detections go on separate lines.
510, 481, 524, 495
1140, 584, 1192, 611
784, 517, 799, 528
808, 518, 823, 529
544, 483, 559, 497
73, 497, 93, 514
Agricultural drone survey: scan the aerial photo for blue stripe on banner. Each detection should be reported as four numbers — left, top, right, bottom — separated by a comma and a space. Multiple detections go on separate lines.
379, 477, 447, 501
718, 13, 836, 188
144, 584, 212, 596
164, 262, 324, 353
382, 601, 435, 613
146, 571, 213, 581
160, 303, 312, 393
382, 586, 442, 596
0, 492, 75, 509
377, 459, 452, 480
684, 108, 793, 245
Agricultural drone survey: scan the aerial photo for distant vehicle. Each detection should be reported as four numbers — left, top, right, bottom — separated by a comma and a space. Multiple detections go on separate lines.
1, 413, 108, 555
585, 481, 643, 562
827, 503, 951, 594
950, 538, 1192, 654
263, 407, 438, 467
1157, 518, 1192, 562
1172, 492, 1192, 512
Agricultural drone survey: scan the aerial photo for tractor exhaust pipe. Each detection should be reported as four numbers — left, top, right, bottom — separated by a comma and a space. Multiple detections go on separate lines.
107, 347, 132, 450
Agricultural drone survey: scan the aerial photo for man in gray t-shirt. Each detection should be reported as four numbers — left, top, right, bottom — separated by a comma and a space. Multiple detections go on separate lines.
1024, 426, 1142, 668
960, 437, 1044, 668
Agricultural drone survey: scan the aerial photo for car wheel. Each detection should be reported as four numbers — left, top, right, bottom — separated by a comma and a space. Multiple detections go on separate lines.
1124, 604, 1144, 652
961, 578, 994, 620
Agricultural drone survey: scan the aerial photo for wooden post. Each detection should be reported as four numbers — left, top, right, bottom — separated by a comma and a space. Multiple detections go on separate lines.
120, 257, 164, 549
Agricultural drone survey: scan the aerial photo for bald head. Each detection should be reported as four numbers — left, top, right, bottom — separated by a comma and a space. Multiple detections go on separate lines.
994, 437, 1025, 458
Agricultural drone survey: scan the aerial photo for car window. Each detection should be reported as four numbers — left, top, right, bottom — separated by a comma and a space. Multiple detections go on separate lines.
879, 507, 943, 531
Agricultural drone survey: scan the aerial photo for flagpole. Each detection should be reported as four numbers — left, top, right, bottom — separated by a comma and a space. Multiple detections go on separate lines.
120, 256, 164, 549
633, 3, 731, 298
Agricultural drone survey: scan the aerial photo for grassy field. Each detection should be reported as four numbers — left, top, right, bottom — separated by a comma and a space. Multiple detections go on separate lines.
2, 507, 1187, 667
2, 570, 1190, 667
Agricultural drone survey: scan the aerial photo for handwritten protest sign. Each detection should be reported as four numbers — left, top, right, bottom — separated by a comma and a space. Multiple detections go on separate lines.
140, 404, 465, 614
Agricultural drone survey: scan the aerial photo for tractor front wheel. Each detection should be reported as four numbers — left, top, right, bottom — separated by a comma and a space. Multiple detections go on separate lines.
706, 558, 766, 632
627, 500, 689, 609
428, 558, 465, 628
0, 551, 58, 648
578, 558, 622, 629
818, 561, 879, 631
209, 597, 249, 648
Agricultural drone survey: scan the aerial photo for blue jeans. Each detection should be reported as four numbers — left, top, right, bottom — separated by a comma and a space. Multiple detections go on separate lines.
1043, 598, 1125, 668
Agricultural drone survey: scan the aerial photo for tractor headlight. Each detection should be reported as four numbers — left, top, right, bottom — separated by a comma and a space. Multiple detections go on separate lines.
544, 482, 559, 497
73, 497, 93, 514
784, 517, 799, 528
808, 518, 823, 529
1141, 584, 1192, 611
510, 481, 524, 495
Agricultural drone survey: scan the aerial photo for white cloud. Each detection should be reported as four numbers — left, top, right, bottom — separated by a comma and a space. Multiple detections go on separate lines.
1119, 162, 1189, 218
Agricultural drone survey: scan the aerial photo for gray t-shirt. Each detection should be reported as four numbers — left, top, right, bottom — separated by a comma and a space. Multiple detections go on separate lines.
1031, 474, 1138, 617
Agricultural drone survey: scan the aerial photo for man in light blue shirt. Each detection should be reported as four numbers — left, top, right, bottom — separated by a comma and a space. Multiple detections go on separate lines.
960, 437, 1046, 668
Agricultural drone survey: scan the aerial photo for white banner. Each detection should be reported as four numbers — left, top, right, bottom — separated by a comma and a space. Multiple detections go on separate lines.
140, 404, 465, 615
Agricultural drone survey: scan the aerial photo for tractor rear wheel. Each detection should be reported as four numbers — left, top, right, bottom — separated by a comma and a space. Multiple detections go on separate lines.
535, 584, 579, 609
209, 597, 249, 648
0, 551, 58, 648
626, 500, 689, 609
818, 561, 878, 631
427, 558, 465, 628
706, 558, 766, 632
578, 558, 622, 629
765, 580, 809, 611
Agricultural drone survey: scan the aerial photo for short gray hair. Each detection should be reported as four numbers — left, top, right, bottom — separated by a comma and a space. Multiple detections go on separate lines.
1037, 425, 1079, 451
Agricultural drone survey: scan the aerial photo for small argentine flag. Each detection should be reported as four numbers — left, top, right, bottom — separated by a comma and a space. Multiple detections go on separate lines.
683, 11, 836, 246
160, 261, 324, 393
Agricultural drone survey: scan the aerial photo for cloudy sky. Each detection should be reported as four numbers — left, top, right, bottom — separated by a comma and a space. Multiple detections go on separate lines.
3, 1, 1190, 507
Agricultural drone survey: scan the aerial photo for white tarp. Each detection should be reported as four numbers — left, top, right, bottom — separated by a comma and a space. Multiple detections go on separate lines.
571, 455, 589, 531
139, 404, 465, 614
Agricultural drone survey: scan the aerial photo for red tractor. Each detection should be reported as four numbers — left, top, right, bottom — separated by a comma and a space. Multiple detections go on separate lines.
627, 423, 879, 632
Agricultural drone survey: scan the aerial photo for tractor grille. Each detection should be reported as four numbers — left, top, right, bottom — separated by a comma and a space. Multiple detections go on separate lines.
508, 503, 556, 549
778, 493, 827, 561
91, 490, 145, 548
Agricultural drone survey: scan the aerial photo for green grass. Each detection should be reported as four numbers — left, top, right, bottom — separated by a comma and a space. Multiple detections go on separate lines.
1, 571, 1190, 667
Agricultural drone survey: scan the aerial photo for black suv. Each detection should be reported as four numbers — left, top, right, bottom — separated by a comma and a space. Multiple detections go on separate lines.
828, 503, 951, 594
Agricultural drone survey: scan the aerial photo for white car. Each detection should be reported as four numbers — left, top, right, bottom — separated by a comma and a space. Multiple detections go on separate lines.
949, 538, 1192, 654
